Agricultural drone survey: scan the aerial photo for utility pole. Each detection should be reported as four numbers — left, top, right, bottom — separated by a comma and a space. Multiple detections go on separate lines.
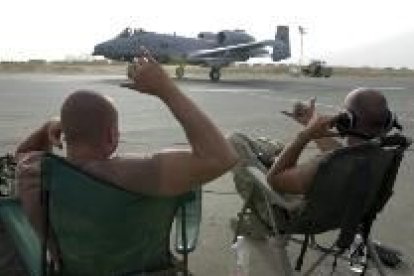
298, 26, 306, 68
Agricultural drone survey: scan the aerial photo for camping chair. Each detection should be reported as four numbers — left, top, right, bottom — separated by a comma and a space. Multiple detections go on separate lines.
0, 152, 202, 276
0, 154, 41, 276
231, 133, 411, 275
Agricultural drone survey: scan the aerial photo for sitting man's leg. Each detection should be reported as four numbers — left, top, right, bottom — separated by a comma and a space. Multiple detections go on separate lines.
227, 132, 285, 238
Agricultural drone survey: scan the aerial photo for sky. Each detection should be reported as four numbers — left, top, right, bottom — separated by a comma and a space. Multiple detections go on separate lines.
1, 0, 413, 67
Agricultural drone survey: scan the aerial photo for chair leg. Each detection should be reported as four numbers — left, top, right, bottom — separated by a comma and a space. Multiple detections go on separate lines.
367, 238, 387, 276
233, 193, 254, 243
262, 193, 295, 276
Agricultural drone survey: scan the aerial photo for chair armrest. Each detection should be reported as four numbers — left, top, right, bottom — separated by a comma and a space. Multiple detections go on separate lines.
246, 166, 304, 211
174, 187, 202, 254
0, 197, 41, 276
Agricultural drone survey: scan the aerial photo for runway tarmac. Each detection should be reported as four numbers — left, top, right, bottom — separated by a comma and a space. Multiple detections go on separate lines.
0, 73, 413, 275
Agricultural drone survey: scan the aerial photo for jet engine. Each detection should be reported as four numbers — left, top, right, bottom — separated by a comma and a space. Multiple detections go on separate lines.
216, 30, 254, 46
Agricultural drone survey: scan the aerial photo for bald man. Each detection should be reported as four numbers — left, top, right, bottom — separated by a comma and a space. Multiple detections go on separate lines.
266, 88, 393, 194
13, 51, 238, 266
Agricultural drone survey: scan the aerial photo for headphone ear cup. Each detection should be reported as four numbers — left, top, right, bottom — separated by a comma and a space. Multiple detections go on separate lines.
384, 110, 398, 132
335, 110, 355, 133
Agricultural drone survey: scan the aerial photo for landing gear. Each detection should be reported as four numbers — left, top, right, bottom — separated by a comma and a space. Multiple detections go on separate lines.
175, 65, 185, 79
209, 67, 221, 82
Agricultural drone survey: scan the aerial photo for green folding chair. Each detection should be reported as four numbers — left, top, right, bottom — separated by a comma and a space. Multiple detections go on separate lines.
0, 153, 202, 275
0, 154, 41, 276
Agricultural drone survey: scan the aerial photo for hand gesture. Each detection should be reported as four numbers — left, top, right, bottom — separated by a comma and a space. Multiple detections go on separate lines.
302, 110, 338, 140
282, 97, 316, 126
121, 47, 175, 98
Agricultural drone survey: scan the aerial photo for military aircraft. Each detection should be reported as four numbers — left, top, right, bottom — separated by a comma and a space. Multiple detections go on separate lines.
92, 26, 290, 81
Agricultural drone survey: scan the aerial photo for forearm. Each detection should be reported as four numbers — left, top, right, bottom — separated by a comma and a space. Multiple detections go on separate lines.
267, 131, 310, 181
15, 123, 50, 156
160, 84, 237, 166
313, 137, 342, 152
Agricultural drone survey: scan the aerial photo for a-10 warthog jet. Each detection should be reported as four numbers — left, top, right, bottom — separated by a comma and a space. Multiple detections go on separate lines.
92, 26, 290, 81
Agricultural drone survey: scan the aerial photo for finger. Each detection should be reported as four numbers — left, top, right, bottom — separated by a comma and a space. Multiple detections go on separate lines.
309, 97, 316, 113
136, 57, 146, 66
138, 46, 156, 63
142, 49, 156, 63
136, 46, 146, 58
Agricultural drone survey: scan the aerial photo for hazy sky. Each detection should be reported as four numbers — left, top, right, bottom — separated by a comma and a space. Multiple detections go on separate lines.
1, 0, 413, 66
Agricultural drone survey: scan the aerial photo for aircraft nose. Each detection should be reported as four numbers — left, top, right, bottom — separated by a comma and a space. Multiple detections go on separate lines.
92, 43, 105, 56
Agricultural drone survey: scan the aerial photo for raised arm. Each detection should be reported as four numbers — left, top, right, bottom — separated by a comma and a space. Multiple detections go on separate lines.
15, 119, 62, 160
267, 110, 337, 194
282, 98, 342, 152
122, 51, 238, 195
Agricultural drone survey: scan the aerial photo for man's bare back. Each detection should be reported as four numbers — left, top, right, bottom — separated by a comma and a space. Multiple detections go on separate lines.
15, 50, 238, 256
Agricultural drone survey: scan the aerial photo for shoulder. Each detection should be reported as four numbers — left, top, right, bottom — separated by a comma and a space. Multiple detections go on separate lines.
81, 154, 161, 194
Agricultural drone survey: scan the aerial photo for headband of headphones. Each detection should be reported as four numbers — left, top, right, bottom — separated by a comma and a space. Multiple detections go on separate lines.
335, 109, 402, 138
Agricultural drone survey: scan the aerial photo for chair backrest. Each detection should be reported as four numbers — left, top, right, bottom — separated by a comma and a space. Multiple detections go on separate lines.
0, 198, 42, 276
281, 135, 410, 244
41, 153, 195, 275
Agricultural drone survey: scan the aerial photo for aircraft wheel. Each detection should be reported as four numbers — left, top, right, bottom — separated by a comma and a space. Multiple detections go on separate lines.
209, 68, 221, 82
176, 66, 185, 79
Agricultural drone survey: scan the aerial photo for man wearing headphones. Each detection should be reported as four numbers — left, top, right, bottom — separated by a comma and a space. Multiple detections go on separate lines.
229, 87, 399, 231
267, 87, 397, 194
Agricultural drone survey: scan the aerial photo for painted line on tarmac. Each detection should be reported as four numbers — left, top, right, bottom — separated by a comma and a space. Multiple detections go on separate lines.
370, 87, 406, 91
193, 87, 342, 111
246, 93, 341, 111
190, 88, 271, 93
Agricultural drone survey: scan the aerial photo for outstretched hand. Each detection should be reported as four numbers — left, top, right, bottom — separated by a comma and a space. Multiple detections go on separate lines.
281, 97, 316, 126
282, 98, 339, 140
121, 47, 176, 98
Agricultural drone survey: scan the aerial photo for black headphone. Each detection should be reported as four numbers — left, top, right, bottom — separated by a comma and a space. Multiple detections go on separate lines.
335, 109, 402, 137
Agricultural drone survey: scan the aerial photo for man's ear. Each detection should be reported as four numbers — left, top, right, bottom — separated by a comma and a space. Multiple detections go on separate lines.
108, 126, 119, 146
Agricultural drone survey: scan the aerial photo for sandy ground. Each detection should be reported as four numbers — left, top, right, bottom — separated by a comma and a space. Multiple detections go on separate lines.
0, 72, 413, 275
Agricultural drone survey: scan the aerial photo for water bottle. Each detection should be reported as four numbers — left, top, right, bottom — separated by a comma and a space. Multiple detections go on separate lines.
231, 235, 250, 276
349, 234, 367, 273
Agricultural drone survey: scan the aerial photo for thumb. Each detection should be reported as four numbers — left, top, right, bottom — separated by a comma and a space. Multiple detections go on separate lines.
309, 97, 316, 112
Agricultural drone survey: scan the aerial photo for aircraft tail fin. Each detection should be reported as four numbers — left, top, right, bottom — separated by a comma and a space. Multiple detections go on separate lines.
272, 26, 291, 61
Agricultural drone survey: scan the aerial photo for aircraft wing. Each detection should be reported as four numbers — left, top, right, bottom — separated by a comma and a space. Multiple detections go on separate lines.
188, 40, 275, 59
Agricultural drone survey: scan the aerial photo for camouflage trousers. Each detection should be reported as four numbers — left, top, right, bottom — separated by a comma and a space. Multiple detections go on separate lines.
228, 132, 305, 230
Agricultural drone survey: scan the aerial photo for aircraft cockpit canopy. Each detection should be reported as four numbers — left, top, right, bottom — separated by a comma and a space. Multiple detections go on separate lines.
133, 28, 146, 35
117, 28, 133, 38
117, 27, 147, 38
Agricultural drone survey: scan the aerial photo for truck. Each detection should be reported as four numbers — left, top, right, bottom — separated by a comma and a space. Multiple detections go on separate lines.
301, 60, 332, 77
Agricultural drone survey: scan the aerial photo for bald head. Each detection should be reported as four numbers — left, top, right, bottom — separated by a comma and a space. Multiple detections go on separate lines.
344, 88, 390, 136
61, 90, 118, 147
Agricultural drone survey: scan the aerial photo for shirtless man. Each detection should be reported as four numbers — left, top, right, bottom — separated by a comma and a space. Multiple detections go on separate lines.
14, 51, 238, 262
267, 88, 394, 193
